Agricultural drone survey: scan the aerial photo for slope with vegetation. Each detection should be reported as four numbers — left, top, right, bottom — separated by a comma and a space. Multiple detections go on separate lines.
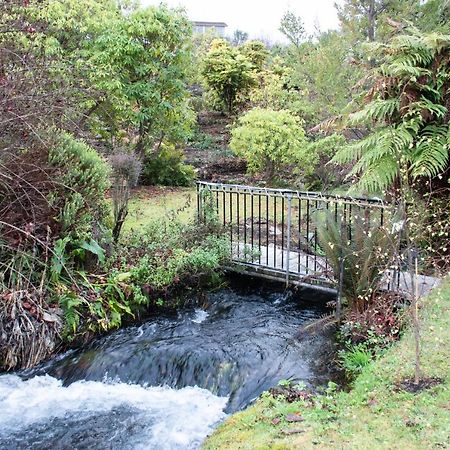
205, 277, 450, 449
0, 0, 228, 371
1, 0, 449, 407
199, 4, 450, 446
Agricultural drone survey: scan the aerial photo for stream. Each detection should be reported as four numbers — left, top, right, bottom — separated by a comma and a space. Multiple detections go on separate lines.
0, 278, 336, 450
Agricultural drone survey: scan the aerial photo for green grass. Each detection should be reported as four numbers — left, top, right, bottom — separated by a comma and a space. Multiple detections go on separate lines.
123, 187, 196, 231
121, 187, 388, 239
205, 279, 450, 450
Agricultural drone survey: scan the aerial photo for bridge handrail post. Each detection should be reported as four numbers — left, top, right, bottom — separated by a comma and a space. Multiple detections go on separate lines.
196, 182, 201, 223
285, 195, 292, 287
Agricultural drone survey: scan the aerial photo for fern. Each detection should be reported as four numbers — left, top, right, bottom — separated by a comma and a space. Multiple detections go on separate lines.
411, 124, 450, 177
350, 98, 400, 125
334, 28, 450, 193
317, 212, 396, 311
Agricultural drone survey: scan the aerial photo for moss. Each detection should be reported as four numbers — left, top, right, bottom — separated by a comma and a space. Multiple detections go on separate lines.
205, 278, 450, 449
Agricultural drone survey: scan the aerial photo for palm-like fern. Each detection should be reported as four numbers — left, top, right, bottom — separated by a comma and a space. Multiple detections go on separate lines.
333, 28, 450, 193
318, 212, 396, 312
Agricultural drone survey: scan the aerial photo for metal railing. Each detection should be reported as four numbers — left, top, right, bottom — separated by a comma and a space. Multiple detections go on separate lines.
197, 181, 391, 288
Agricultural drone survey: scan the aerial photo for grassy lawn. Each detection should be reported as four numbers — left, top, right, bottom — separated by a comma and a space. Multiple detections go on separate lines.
123, 186, 197, 231
122, 187, 387, 233
205, 278, 450, 450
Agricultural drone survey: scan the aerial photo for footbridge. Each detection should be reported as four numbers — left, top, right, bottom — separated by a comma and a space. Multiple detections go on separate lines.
196, 181, 438, 297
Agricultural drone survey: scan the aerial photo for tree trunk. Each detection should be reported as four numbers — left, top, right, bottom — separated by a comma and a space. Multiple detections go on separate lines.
266, 160, 275, 184
135, 122, 145, 157
367, 0, 376, 42
404, 198, 422, 384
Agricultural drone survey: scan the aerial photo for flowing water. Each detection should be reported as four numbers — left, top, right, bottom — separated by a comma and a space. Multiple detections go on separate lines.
0, 278, 336, 450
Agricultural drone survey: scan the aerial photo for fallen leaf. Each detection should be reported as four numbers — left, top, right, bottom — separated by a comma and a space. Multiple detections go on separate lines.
281, 428, 305, 435
285, 413, 304, 423
43, 312, 59, 323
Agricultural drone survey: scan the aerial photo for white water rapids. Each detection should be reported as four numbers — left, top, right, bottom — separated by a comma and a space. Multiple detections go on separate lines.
0, 374, 227, 450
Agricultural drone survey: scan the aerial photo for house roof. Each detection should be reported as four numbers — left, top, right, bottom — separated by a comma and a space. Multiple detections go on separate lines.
193, 21, 228, 27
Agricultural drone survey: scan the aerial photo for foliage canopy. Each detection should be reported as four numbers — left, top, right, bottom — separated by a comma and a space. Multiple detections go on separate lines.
202, 39, 255, 114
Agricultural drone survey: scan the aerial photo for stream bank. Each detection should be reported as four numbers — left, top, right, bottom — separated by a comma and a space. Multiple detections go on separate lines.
0, 276, 338, 449
205, 278, 450, 450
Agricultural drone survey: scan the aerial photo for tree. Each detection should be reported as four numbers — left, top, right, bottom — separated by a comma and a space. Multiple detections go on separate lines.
337, 0, 388, 42
202, 39, 255, 114
279, 10, 305, 49
232, 29, 248, 46
37, 0, 126, 149
418, 0, 450, 33
247, 58, 317, 128
41, 2, 194, 155
336, 0, 423, 42
286, 31, 363, 128
332, 29, 450, 194
87, 5, 194, 155
230, 108, 308, 182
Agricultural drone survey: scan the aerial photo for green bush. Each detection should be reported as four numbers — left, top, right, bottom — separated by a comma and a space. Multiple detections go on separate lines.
202, 39, 255, 114
230, 108, 308, 182
140, 144, 196, 186
239, 40, 268, 72
58, 214, 229, 341
48, 132, 111, 242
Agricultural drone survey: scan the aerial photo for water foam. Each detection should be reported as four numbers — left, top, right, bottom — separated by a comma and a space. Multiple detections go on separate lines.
0, 374, 227, 449
191, 309, 209, 324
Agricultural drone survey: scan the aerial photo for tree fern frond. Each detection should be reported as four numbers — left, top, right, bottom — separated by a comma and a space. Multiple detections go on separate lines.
332, 129, 385, 165
384, 60, 431, 78
422, 33, 450, 53
341, 29, 450, 192
411, 124, 449, 178
410, 98, 448, 119
350, 98, 400, 125
352, 155, 399, 193
331, 141, 362, 165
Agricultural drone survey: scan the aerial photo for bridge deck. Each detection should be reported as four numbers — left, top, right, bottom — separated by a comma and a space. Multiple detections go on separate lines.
230, 242, 440, 298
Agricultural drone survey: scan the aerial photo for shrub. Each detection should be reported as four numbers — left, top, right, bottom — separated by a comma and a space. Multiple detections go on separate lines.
340, 293, 405, 346
230, 108, 309, 182
48, 132, 111, 243
0, 133, 111, 368
239, 40, 268, 72
59, 216, 229, 341
109, 152, 142, 187
109, 151, 142, 242
248, 67, 315, 123
140, 144, 195, 186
